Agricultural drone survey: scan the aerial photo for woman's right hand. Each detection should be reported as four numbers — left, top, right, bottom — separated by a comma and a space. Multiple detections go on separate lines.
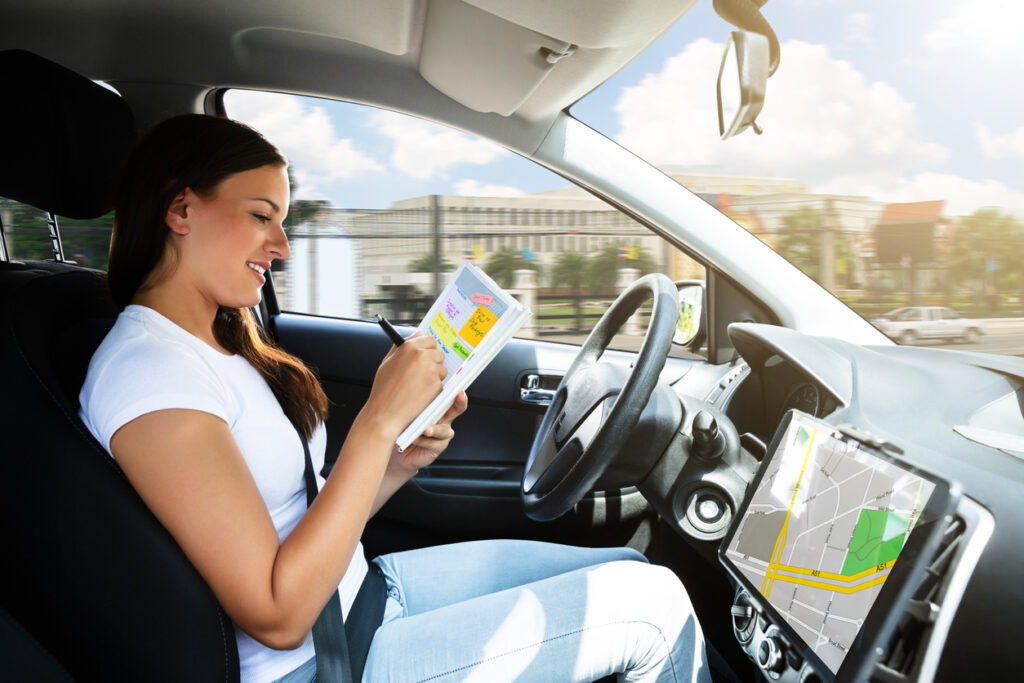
362, 334, 446, 439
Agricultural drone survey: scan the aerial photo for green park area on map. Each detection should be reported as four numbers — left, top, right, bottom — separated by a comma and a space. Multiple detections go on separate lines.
841, 508, 908, 575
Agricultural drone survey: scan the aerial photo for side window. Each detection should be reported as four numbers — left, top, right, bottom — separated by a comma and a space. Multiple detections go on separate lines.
224, 90, 705, 355
0, 198, 113, 270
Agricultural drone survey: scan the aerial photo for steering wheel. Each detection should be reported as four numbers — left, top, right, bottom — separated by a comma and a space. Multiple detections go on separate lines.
521, 273, 680, 522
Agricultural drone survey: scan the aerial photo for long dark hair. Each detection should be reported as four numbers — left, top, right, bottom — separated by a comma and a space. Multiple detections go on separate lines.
109, 114, 328, 438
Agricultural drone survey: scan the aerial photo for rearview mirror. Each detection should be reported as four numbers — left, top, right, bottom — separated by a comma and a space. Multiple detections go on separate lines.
674, 280, 706, 348
717, 30, 769, 139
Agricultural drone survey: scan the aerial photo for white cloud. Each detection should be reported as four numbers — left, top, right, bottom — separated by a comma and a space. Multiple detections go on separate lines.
816, 171, 1024, 217
453, 179, 526, 197
976, 123, 1024, 160
923, 0, 1022, 56
227, 90, 384, 200
846, 13, 873, 46
614, 39, 947, 184
366, 110, 508, 181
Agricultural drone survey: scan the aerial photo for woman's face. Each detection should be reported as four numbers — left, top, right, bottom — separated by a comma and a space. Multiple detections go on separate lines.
170, 163, 290, 310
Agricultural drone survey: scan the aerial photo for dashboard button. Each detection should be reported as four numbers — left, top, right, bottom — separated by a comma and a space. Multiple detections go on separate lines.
683, 486, 732, 535
697, 497, 721, 522
731, 594, 756, 644
757, 635, 785, 675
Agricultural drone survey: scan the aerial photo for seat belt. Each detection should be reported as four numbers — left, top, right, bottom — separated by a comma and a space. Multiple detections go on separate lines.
299, 430, 354, 683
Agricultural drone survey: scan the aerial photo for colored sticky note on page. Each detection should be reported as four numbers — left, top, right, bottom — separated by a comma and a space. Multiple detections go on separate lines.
430, 310, 458, 348
458, 305, 498, 346
452, 340, 471, 359
471, 293, 493, 306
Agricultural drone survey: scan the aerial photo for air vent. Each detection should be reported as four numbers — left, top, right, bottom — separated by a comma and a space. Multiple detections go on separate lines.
871, 496, 993, 682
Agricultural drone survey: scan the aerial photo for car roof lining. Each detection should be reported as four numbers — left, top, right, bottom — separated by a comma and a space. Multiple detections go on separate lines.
0, 0, 695, 154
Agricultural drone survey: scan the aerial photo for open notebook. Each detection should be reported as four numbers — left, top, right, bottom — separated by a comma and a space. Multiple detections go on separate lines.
397, 260, 532, 451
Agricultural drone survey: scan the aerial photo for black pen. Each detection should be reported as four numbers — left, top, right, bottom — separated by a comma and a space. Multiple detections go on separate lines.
376, 314, 405, 346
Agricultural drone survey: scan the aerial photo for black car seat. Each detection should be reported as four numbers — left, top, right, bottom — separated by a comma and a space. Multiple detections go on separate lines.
0, 50, 240, 681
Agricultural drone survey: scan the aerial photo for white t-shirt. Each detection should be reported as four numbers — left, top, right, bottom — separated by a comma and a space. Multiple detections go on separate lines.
79, 305, 368, 683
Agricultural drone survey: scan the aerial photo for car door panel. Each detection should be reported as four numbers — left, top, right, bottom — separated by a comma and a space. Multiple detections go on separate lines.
272, 312, 567, 464
269, 313, 573, 542
270, 311, 694, 551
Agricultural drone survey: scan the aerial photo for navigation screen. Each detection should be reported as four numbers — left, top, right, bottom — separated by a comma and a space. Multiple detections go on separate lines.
722, 412, 936, 674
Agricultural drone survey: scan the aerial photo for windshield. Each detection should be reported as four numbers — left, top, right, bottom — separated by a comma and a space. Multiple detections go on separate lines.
572, 0, 1022, 356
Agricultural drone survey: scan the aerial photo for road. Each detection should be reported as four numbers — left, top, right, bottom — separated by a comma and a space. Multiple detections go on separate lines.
902, 317, 1024, 356
909, 333, 1024, 356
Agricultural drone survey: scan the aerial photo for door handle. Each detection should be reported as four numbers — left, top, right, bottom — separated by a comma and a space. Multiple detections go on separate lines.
520, 389, 555, 406
520, 373, 556, 406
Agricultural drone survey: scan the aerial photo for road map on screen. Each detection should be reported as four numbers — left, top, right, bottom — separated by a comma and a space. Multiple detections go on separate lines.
724, 413, 935, 674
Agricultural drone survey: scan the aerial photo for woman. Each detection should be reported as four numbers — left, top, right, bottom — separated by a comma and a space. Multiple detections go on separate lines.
79, 114, 709, 683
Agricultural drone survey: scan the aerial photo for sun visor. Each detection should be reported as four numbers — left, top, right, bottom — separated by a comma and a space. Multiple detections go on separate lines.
419, 0, 576, 116
419, 0, 695, 119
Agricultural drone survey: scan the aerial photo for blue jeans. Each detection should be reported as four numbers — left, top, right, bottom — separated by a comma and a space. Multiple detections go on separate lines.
276, 540, 709, 682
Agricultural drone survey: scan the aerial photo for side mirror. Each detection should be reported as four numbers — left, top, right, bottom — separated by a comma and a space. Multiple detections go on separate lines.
674, 280, 707, 349
716, 30, 770, 139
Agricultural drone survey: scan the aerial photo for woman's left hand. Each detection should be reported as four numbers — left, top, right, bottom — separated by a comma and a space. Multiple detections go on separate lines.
389, 390, 468, 475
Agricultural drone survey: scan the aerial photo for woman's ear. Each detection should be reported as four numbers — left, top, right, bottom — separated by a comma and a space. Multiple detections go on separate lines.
165, 189, 192, 235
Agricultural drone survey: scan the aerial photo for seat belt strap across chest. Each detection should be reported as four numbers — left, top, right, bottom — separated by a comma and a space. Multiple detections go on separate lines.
299, 429, 354, 683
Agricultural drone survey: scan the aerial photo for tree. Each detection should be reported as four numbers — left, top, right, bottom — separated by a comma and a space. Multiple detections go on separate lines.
289, 199, 331, 227
947, 209, 1024, 300
408, 252, 453, 273
59, 214, 116, 270
1, 198, 51, 261
774, 207, 855, 288
549, 251, 589, 331
585, 244, 657, 294
550, 250, 588, 290
484, 246, 540, 289
774, 207, 823, 281
0, 198, 116, 267
286, 166, 331, 227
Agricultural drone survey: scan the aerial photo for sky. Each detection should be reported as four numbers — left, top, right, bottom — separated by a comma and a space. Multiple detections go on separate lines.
227, 0, 1024, 218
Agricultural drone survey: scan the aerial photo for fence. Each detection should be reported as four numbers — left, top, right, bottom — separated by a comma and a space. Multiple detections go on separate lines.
361, 290, 651, 336
274, 200, 690, 322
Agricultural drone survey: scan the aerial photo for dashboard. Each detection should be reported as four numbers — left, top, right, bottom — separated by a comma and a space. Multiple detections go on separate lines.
643, 322, 1024, 681
720, 359, 839, 442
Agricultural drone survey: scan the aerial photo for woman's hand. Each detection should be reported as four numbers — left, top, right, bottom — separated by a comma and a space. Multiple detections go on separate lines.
391, 390, 468, 474
368, 390, 468, 518
361, 333, 447, 440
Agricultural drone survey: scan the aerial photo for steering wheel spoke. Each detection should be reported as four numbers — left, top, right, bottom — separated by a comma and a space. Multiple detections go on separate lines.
523, 427, 559, 491
564, 396, 611, 452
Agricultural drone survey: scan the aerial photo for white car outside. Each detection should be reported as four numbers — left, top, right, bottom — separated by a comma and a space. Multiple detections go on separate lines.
873, 306, 985, 344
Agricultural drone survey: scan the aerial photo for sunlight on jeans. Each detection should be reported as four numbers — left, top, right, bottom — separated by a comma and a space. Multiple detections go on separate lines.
466, 589, 546, 682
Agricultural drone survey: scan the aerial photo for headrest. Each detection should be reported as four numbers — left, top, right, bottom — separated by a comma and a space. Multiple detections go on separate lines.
0, 50, 138, 219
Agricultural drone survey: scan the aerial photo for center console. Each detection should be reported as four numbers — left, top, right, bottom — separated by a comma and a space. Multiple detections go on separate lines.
718, 411, 955, 682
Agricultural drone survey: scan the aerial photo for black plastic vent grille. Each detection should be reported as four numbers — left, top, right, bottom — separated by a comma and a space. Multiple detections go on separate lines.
871, 515, 966, 682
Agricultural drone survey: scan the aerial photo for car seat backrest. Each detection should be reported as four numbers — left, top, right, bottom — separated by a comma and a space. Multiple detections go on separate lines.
0, 50, 240, 682
1, 606, 74, 682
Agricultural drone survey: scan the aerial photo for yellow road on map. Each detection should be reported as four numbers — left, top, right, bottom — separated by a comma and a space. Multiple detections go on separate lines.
760, 429, 895, 599
762, 430, 817, 598
772, 559, 895, 583
765, 573, 889, 595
